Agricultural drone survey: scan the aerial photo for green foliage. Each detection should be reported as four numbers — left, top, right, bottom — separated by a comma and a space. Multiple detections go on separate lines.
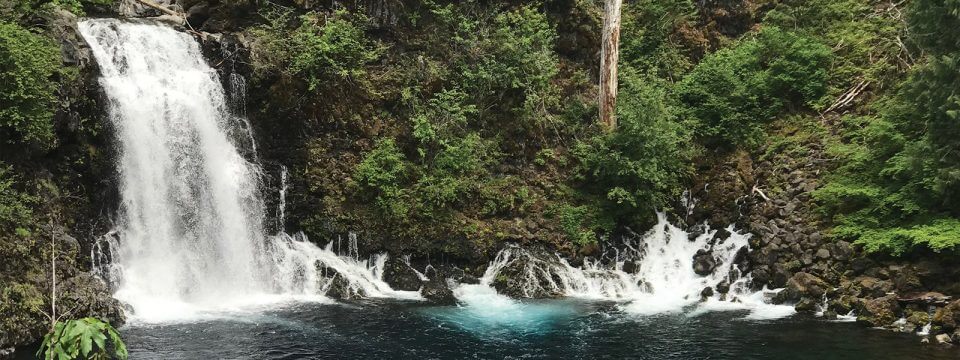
0, 164, 36, 236
38, 318, 127, 360
354, 139, 410, 218
549, 204, 609, 246
815, 0, 960, 255
576, 71, 691, 220
620, 0, 696, 78
251, 8, 382, 90
677, 27, 830, 148
762, 0, 903, 106
0, 21, 61, 147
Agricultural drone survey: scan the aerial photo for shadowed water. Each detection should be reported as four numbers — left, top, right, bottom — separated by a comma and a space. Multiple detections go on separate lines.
118, 300, 959, 359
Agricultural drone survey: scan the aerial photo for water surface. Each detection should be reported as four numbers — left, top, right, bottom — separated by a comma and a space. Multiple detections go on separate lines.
120, 299, 959, 359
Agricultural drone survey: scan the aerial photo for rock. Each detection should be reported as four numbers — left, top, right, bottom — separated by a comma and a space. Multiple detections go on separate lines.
907, 311, 931, 330
61, 272, 125, 322
382, 257, 423, 291
935, 333, 953, 344
621, 261, 639, 274
712, 228, 732, 242
822, 310, 838, 320
778, 272, 829, 303
186, 3, 211, 28
701, 287, 714, 299
828, 295, 859, 314
118, 0, 177, 17
716, 281, 730, 294
693, 250, 718, 276
815, 248, 830, 260
899, 292, 952, 307
933, 300, 960, 331
853, 276, 894, 298
795, 297, 818, 312
893, 268, 922, 293
856, 294, 901, 327
421, 277, 457, 305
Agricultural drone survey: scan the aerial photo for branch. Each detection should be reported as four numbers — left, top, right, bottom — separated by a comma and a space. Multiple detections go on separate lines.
135, 0, 184, 19
751, 184, 771, 202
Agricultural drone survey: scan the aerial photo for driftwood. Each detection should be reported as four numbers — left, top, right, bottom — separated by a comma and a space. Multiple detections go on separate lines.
135, 0, 185, 21
822, 79, 870, 115
599, 0, 622, 131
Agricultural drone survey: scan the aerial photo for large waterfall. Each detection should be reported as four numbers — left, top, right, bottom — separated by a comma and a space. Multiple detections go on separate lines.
80, 19, 418, 322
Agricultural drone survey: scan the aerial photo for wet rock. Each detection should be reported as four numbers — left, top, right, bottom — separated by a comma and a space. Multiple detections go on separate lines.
822, 310, 838, 320
716, 281, 730, 294
795, 297, 818, 312
382, 257, 423, 291
828, 295, 859, 314
933, 300, 960, 332
693, 249, 718, 276
421, 277, 457, 305
935, 333, 953, 344
701, 287, 715, 298
906, 311, 931, 330
856, 294, 901, 328
621, 261, 639, 274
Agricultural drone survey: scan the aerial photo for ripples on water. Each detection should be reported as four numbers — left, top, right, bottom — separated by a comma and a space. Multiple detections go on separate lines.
116, 299, 959, 360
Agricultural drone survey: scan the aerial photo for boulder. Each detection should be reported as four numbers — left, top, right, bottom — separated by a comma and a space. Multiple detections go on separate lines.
935, 333, 953, 344
856, 294, 901, 328
382, 257, 423, 291
777, 272, 828, 303
853, 276, 894, 298
421, 277, 457, 305
693, 249, 718, 276
933, 300, 960, 332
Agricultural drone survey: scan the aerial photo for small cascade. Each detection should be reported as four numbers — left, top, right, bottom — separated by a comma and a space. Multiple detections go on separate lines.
269, 232, 421, 300
470, 213, 793, 319
277, 165, 288, 229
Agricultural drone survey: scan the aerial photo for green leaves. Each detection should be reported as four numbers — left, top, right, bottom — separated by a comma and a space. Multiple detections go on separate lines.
677, 27, 831, 149
0, 21, 62, 148
38, 318, 128, 360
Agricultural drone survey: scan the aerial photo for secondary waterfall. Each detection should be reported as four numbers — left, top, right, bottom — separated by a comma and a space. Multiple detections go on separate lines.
80, 19, 415, 321
456, 213, 794, 320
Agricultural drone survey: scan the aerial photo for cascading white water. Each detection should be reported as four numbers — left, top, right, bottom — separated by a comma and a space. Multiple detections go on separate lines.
81, 20, 271, 315
80, 19, 414, 321
460, 213, 794, 320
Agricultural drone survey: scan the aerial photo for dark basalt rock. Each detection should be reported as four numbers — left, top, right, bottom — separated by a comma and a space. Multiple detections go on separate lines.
421, 277, 457, 305
693, 249, 718, 276
775, 272, 828, 306
382, 257, 423, 292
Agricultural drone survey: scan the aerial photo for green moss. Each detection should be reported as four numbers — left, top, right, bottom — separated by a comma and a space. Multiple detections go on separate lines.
0, 21, 62, 147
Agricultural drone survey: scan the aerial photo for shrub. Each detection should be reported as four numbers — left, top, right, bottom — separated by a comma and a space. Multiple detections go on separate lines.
250, 9, 382, 90
0, 22, 61, 147
354, 138, 410, 217
677, 27, 830, 148
576, 70, 692, 220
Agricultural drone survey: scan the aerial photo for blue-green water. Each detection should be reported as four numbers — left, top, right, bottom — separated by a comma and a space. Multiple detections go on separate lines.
116, 299, 959, 359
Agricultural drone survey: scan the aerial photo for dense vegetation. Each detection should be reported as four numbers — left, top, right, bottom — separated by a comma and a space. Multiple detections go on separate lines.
242, 0, 959, 259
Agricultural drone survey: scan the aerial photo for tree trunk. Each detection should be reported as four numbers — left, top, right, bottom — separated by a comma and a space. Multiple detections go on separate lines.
599, 0, 622, 131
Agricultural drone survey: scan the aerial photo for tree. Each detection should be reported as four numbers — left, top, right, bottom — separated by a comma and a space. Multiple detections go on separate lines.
599, 0, 622, 130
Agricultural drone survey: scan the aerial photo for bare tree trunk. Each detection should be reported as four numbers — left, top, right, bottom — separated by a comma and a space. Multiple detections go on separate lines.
50, 219, 56, 331
599, 0, 622, 131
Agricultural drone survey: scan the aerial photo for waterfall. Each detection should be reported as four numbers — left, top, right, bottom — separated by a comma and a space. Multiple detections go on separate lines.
80, 19, 413, 322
